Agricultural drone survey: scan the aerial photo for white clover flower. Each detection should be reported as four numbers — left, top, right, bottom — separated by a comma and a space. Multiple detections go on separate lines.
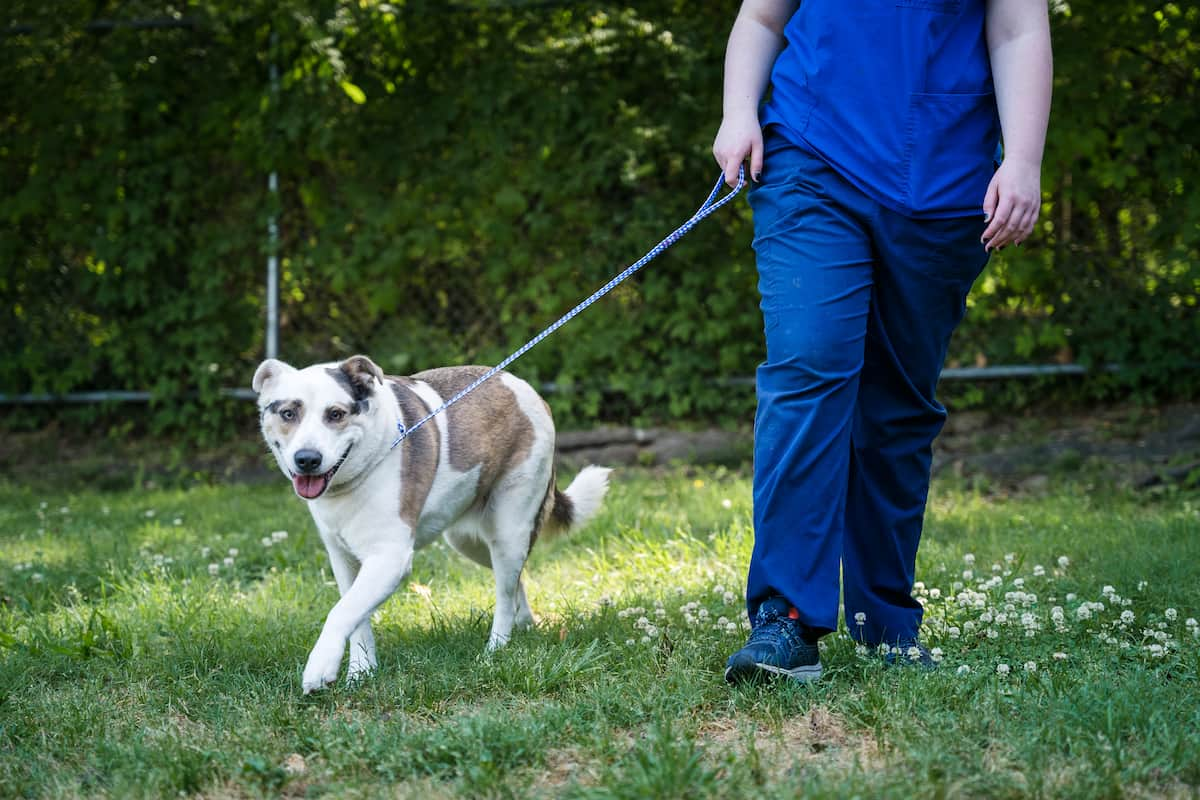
963, 621, 976, 632
625, 639, 635, 646
144, 509, 156, 518
31, 573, 44, 583
963, 553, 976, 566
271, 530, 288, 542
713, 585, 725, 595
223, 557, 234, 567
987, 628, 999, 639
228, 548, 239, 557
996, 663, 1011, 676
1013, 578, 1025, 588
980, 611, 994, 624
1057, 555, 1070, 569
855, 644, 869, 657
1033, 565, 1045, 577
1066, 592, 1077, 602
1165, 608, 1178, 621
962, 569, 974, 580
907, 646, 922, 661
930, 647, 944, 662
1053, 652, 1068, 660
725, 622, 738, 633
173, 518, 183, 526
957, 664, 971, 676
995, 613, 1008, 625
261, 537, 273, 547
201, 546, 211, 558
1137, 581, 1148, 591
1186, 618, 1198, 629
929, 588, 941, 599
1147, 644, 1165, 658
717, 616, 729, 626
675, 586, 686, 596
1005, 553, 1016, 563
1076, 607, 1093, 621
948, 626, 961, 639
1121, 610, 1135, 624
698, 608, 709, 619
723, 592, 737, 605
1024, 661, 1037, 673
208, 563, 220, 575
640, 636, 651, 644
721, 498, 733, 509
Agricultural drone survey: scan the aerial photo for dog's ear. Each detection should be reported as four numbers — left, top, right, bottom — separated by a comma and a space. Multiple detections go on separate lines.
252, 359, 295, 394
337, 355, 384, 400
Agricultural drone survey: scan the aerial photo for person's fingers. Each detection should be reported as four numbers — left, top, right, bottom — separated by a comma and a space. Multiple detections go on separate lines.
982, 194, 1015, 250
1013, 205, 1038, 245
981, 176, 1000, 236
725, 156, 741, 188
750, 136, 764, 183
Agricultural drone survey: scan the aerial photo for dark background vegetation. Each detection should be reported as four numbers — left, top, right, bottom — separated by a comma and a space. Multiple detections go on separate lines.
2, 1, 1197, 443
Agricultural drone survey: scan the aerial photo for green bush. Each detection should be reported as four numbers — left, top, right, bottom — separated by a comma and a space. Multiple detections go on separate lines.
2, 1, 1196, 439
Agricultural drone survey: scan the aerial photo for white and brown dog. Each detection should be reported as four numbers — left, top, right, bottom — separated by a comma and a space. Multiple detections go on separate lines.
252, 355, 610, 693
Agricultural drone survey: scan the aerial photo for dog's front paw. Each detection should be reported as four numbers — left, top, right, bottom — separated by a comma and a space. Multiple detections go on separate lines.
301, 640, 344, 694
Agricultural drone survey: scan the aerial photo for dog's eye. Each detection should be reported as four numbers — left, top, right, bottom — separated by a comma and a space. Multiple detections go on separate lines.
327, 408, 346, 423
280, 408, 296, 422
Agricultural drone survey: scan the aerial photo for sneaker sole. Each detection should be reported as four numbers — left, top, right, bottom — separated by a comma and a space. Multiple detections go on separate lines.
725, 661, 822, 685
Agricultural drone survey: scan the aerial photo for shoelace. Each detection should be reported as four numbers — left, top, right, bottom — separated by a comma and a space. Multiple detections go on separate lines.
747, 606, 807, 651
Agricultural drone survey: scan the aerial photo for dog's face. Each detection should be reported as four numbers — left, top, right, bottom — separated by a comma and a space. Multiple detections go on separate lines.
252, 355, 386, 500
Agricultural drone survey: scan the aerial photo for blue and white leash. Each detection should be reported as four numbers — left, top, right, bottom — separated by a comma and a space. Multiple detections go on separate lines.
391, 167, 746, 449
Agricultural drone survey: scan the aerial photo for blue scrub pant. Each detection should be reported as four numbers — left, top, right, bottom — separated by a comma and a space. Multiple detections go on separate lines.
747, 131, 990, 645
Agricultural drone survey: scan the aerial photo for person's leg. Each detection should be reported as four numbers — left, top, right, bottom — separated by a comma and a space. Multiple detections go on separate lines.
745, 135, 875, 638
842, 208, 990, 646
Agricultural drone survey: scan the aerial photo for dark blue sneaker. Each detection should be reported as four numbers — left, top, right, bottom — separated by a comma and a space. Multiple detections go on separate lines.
724, 597, 822, 684
880, 639, 938, 670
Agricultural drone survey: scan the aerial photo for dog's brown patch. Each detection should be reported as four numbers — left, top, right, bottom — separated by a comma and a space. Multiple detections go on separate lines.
412, 366, 536, 494
389, 379, 441, 529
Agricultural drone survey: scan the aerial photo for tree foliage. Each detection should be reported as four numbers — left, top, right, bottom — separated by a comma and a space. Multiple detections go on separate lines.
1, 1, 1196, 438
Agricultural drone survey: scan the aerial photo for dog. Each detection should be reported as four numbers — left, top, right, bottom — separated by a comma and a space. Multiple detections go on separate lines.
252, 354, 611, 693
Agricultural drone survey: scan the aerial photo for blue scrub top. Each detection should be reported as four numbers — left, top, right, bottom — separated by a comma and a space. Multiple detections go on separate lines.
761, 0, 1001, 219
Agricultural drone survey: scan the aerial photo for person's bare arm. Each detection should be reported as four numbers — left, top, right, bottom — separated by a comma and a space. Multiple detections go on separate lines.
981, 0, 1053, 251
712, 0, 798, 187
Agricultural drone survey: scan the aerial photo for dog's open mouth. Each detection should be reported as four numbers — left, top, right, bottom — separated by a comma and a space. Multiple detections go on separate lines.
292, 447, 352, 500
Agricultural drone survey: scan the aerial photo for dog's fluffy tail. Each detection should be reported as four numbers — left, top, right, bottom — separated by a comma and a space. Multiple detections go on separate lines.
549, 465, 611, 533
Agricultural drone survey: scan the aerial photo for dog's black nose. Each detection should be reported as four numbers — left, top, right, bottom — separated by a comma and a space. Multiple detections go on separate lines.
294, 449, 323, 474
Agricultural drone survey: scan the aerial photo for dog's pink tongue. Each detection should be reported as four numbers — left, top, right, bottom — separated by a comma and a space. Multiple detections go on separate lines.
293, 473, 328, 499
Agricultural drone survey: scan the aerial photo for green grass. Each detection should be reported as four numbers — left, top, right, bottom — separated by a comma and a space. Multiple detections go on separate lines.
1, 467, 1198, 799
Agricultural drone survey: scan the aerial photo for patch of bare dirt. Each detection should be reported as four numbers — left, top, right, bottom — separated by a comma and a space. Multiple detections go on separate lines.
698, 706, 883, 773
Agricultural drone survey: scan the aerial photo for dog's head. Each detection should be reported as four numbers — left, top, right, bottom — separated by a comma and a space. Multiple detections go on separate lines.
252, 355, 386, 500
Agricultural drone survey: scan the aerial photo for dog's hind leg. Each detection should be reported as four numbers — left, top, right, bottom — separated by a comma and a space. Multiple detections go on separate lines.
322, 539, 378, 682
481, 492, 544, 651
445, 525, 536, 636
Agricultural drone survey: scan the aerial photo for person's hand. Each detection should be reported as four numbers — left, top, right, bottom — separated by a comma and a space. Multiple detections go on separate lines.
980, 157, 1042, 252
713, 113, 763, 188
